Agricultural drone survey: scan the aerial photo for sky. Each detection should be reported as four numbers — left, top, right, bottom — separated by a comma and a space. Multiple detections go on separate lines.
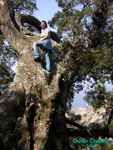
35, 0, 61, 32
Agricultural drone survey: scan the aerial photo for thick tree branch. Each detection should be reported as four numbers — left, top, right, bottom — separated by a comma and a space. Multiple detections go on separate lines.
68, 128, 90, 137
66, 117, 86, 130
66, 114, 112, 138
0, 0, 28, 51
107, 108, 113, 126
15, 12, 41, 35
15, 12, 60, 42
66, 116, 112, 138
67, 126, 109, 138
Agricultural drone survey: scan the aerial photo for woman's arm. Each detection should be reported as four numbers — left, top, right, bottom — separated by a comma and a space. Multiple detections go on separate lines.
36, 31, 49, 43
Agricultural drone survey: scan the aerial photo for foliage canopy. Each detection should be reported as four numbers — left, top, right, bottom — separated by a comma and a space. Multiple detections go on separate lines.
49, 0, 113, 109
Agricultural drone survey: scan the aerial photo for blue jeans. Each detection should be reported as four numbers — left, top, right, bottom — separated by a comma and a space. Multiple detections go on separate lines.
33, 42, 50, 71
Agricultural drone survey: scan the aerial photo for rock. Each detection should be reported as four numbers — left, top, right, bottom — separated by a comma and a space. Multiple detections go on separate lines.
69, 104, 107, 126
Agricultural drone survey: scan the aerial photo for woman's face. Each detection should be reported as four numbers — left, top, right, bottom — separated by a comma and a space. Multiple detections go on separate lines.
40, 22, 46, 29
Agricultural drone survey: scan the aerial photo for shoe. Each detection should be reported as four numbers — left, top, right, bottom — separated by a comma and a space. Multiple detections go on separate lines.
34, 57, 40, 62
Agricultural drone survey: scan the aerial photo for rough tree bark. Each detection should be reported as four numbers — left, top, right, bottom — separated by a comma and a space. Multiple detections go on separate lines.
0, 0, 77, 150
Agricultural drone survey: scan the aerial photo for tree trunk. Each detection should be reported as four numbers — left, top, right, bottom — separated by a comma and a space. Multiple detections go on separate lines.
0, 1, 75, 149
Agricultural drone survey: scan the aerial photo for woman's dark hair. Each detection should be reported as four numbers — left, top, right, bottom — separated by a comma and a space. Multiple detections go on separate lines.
40, 20, 47, 27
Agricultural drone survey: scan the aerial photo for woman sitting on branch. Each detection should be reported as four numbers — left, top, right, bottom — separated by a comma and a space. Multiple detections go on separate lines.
33, 20, 54, 71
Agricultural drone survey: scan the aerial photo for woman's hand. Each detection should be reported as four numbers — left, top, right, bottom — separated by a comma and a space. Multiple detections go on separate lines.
36, 40, 40, 43
36, 39, 43, 43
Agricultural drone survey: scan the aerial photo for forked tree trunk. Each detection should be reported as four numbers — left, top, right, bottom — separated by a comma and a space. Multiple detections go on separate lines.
0, 0, 77, 150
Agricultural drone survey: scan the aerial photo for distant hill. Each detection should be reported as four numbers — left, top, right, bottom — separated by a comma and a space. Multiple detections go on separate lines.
71, 104, 93, 116
66, 104, 107, 126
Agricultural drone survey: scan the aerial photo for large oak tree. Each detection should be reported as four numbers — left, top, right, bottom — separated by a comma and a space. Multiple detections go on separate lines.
0, 0, 113, 150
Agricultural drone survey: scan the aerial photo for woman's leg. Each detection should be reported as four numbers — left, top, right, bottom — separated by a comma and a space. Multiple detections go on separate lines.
44, 50, 50, 71
33, 42, 41, 58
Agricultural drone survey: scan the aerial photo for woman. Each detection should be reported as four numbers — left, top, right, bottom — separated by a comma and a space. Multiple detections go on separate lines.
33, 21, 54, 71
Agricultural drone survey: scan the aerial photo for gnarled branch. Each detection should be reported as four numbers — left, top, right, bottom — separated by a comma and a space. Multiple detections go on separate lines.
67, 126, 109, 138
66, 117, 86, 130
66, 116, 110, 138
15, 12, 60, 42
